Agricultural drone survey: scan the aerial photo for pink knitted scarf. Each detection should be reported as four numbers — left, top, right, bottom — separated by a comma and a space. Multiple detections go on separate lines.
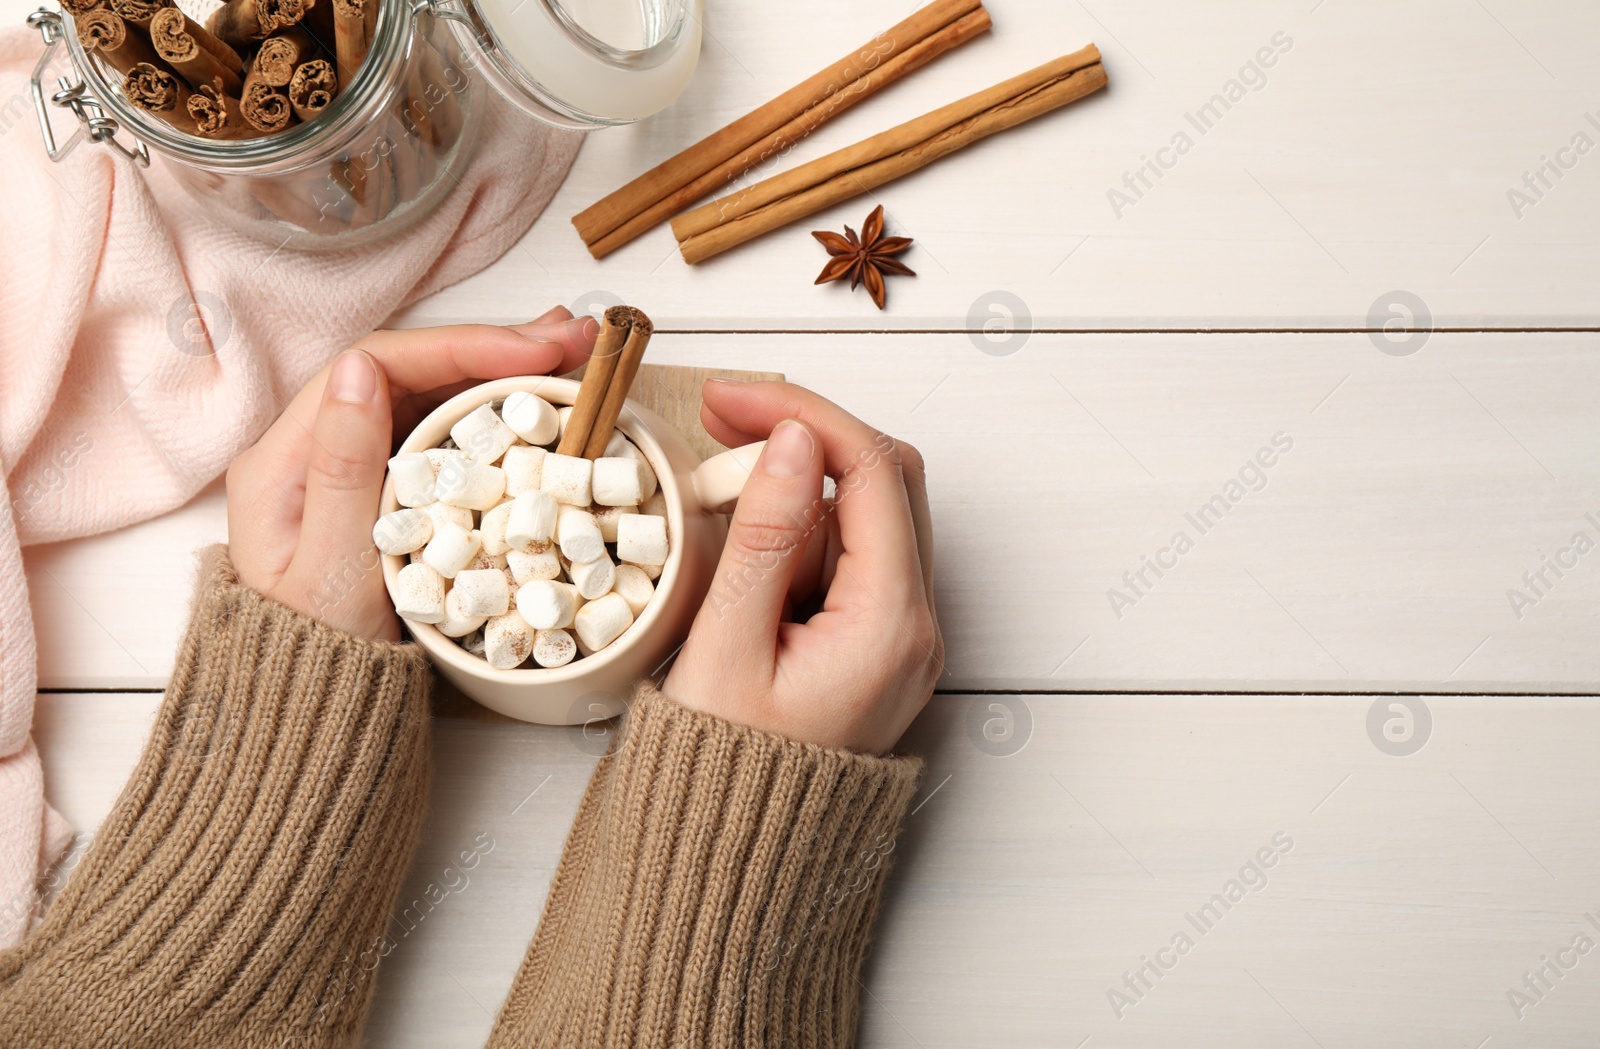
0, 26, 581, 946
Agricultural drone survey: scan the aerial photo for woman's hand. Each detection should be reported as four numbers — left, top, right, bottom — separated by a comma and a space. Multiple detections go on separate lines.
663, 380, 942, 755
225, 308, 597, 642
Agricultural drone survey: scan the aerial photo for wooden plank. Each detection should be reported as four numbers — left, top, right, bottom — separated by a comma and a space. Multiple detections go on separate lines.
365, 0, 1600, 331
5, 0, 1591, 329
27, 331, 1600, 693
34, 691, 1600, 1048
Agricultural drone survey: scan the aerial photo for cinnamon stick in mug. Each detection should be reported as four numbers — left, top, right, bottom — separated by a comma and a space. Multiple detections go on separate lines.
557, 307, 635, 458
75, 9, 161, 77
582, 311, 653, 459
150, 8, 245, 94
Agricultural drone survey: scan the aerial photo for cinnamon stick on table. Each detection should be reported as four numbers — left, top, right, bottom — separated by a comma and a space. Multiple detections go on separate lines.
150, 7, 246, 94
572, 0, 991, 259
75, 9, 161, 76
557, 307, 636, 458
672, 45, 1108, 264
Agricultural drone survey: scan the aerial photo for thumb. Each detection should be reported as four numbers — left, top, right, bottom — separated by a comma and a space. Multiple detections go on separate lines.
286, 349, 395, 635
699, 419, 825, 664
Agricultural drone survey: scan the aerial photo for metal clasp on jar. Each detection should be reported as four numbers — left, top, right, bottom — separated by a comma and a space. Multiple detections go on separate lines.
27, 8, 150, 166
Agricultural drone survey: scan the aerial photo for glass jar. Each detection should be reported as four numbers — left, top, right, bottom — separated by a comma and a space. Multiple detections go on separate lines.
27, 0, 701, 248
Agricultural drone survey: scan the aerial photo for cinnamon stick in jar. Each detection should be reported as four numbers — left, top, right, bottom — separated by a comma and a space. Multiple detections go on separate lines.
241, 80, 294, 132
59, 0, 106, 15
124, 61, 199, 133
250, 26, 315, 88
331, 0, 369, 87
206, 0, 264, 52
188, 79, 251, 138
107, 0, 169, 30
150, 7, 246, 94
75, 9, 161, 77
288, 58, 337, 121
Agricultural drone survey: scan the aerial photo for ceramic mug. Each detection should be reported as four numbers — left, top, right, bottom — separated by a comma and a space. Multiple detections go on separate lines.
379, 375, 764, 725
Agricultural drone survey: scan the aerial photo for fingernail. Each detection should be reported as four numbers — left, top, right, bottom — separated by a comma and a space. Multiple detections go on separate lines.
764, 419, 813, 478
576, 316, 599, 341
707, 376, 747, 385
330, 350, 376, 404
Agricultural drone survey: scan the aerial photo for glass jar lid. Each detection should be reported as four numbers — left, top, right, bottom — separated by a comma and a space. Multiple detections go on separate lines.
439, 0, 702, 128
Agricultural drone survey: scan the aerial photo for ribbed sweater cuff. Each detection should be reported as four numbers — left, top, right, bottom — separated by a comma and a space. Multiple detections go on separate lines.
488, 683, 924, 1049
0, 545, 433, 1049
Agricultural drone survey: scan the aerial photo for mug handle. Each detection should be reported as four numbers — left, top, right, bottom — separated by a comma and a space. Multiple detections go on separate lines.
690, 441, 764, 512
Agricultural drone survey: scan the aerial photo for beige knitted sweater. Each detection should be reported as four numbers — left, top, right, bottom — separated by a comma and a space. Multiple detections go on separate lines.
0, 548, 922, 1048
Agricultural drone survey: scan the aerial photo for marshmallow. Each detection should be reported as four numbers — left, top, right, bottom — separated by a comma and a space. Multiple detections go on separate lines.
516, 579, 581, 630
592, 457, 646, 507
502, 391, 561, 445
557, 405, 574, 440
540, 453, 592, 506
603, 433, 658, 500
479, 500, 514, 556
450, 403, 517, 463
640, 491, 668, 519
464, 548, 509, 574
507, 490, 559, 550
569, 550, 616, 600
425, 500, 475, 533
557, 508, 605, 564
388, 452, 436, 507
421, 522, 481, 579
501, 444, 547, 496
453, 568, 511, 617
437, 588, 487, 637
592, 503, 636, 542
372, 508, 432, 555
392, 562, 446, 623
484, 611, 535, 670
574, 593, 633, 652
616, 513, 668, 567
423, 447, 454, 473
612, 564, 655, 616
532, 628, 577, 668
435, 452, 506, 511
639, 560, 663, 580
507, 546, 562, 583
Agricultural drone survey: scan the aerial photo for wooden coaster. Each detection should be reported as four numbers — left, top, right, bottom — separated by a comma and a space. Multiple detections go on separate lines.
432, 363, 782, 723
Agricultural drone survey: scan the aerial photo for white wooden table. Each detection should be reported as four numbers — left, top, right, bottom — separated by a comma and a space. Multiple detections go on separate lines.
17, 0, 1600, 1045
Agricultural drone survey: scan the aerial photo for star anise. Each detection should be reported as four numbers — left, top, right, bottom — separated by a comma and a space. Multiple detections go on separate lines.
811, 205, 915, 310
